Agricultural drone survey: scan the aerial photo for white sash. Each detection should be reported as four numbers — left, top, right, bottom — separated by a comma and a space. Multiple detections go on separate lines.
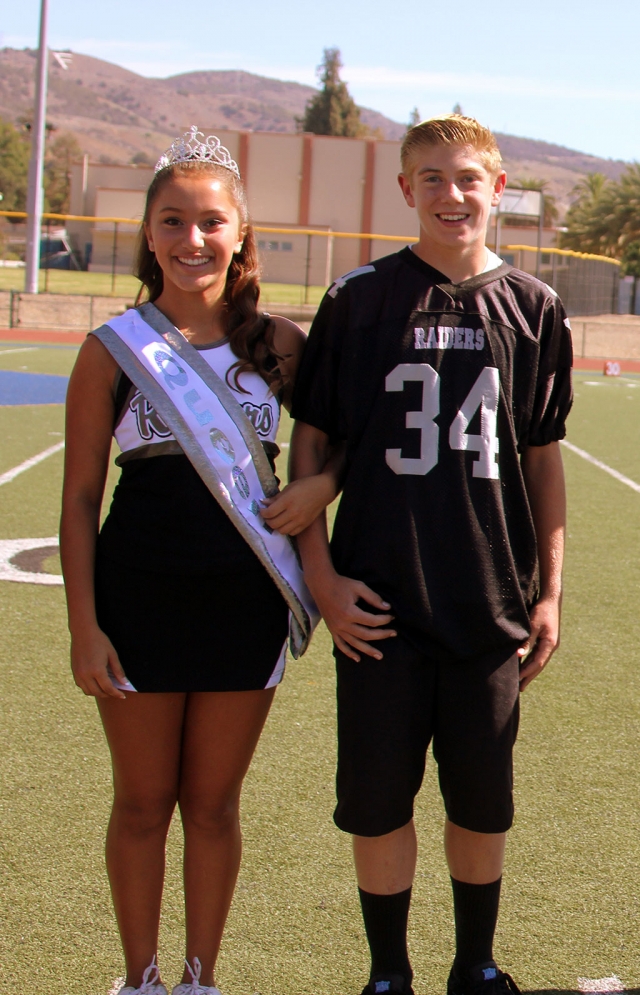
93, 305, 319, 658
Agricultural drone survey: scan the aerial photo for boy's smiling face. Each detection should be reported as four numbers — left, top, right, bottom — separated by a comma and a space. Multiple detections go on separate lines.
398, 143, 506, 260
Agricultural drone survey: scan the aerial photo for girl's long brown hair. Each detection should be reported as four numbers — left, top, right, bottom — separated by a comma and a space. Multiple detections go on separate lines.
134, 160, 281, 394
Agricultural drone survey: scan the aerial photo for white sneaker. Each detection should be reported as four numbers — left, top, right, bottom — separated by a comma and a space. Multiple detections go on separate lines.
117, 956, 168, 995
171, 957, 222, 995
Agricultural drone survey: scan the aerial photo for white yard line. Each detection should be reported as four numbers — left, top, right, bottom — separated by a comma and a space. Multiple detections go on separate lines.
561, 439, 640, 494
0, 441, 65, 487
578, 976, 624, 993
0, 347, 38, 356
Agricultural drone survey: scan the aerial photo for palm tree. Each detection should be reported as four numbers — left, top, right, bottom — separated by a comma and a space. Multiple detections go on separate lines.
560, 167, 640, 275
571, 172, 608, 201
606, 165, 640, 275
562, 172, 617, 258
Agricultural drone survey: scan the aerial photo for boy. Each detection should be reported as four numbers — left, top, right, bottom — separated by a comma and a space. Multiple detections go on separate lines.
289, 115, 571, 995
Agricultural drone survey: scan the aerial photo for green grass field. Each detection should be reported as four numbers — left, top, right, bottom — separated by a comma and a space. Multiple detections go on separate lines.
1, 351, 640, 995
0, 268, 327, 306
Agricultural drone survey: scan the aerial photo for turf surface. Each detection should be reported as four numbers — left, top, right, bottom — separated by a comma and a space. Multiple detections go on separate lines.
1, 358, 640, 994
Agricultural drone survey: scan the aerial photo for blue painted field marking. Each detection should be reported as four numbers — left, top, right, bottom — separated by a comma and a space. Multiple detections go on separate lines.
0, 370, 69, 406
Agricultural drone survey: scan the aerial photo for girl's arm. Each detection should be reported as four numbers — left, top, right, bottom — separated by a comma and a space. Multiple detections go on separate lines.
60, 336, 129, 699
260, 316, 345, 535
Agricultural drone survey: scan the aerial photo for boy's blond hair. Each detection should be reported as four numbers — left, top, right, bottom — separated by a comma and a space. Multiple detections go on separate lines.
401, 114, 502, 178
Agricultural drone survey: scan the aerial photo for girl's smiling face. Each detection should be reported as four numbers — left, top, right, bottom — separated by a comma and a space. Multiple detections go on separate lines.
145, 173, 244, 298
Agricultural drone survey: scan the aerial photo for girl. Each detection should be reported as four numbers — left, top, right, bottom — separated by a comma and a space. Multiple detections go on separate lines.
60, 128, 336, 995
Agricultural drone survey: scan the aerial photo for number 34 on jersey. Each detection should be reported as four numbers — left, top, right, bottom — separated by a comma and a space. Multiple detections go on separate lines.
385, 363, 500, 480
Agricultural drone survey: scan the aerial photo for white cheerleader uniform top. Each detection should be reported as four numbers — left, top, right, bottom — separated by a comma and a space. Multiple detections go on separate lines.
114, 336, 281, 461
100, 333, 282, 574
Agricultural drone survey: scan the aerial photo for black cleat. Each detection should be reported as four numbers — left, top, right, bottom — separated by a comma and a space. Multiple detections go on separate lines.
361, 974, 415, 995
447, 961, 521, 995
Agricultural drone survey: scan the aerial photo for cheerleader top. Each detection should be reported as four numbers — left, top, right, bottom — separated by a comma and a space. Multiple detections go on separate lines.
98, 336, 282, 574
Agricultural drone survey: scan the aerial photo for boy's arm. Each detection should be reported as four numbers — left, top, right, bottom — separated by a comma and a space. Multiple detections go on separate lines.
518, 440, 566, 691
290, 421, 397, 662
261, 313, 346, 535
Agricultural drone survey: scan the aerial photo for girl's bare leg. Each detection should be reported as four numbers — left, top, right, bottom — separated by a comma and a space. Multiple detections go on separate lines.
98, 692, 187, 987
177, 689, 276, 986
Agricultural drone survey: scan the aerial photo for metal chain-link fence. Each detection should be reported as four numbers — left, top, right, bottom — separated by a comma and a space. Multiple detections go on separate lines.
502, 245, 620, 316
1, 210, 623, 317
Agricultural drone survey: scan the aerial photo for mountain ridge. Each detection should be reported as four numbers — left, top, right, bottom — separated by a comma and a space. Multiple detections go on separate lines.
0, 47, 628, 214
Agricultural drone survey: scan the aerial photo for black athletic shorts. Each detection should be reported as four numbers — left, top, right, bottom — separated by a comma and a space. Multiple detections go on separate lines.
334, 636, 521, 837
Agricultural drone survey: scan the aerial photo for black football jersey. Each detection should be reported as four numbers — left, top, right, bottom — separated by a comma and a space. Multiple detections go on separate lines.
291, 247, 573, 661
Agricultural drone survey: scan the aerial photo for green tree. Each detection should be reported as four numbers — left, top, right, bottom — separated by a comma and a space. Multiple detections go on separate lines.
571, 171, 609, 202
408, 107, 421, 128
0, 117, 30, 213
561, 173, 614, 256
620, 239, 640, 278
131, 151, 153, 166
44, 131, 83, 214
560, 167, 640, 275
298, 48, 366, 137
605, 164, 640, 275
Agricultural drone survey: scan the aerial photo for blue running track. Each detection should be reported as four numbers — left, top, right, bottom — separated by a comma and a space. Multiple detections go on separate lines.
0, 371, 69, 406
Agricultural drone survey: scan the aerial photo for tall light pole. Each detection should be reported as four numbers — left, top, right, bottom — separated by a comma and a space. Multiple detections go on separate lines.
24, 0, 49, 295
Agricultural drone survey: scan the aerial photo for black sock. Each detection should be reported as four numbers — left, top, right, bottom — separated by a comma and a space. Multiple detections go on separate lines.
358, 886, 413, 985
451, 876, 502, 977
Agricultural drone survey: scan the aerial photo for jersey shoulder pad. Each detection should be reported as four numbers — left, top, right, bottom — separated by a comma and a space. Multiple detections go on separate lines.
327, 264, 377, 299
327, 250, 407, 299
506, 266, 559, 301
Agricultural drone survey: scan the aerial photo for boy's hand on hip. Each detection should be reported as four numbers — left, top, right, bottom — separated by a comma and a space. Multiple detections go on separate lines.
517, 596, 561, 691
308, 571, 396, 662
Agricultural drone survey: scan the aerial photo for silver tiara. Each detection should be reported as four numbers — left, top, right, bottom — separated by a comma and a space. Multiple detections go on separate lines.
155, 125, 240, 178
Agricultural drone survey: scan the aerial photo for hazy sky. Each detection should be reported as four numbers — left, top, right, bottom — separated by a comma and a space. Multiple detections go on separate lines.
4, 0, 640, 161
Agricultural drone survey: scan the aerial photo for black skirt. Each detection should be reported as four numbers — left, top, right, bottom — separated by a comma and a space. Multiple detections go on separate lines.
94, 554, 289, 692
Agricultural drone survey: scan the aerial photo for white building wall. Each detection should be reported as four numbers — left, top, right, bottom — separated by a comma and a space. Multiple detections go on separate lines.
247, 134, 302, 224
369, 142, 419, 263
69, 130, 551, 286
308, 136, 366, 278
